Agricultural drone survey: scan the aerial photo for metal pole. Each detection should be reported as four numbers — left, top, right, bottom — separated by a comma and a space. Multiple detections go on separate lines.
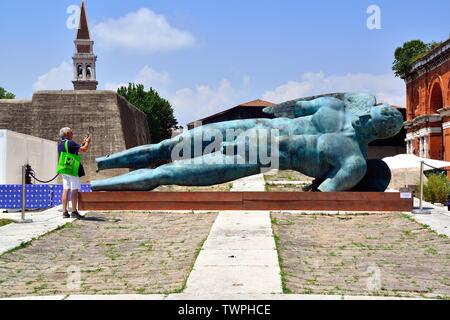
21, 165, 26, 220
14, 165, 33, 223
419, 161, 424, 211
413, 160, 430, 214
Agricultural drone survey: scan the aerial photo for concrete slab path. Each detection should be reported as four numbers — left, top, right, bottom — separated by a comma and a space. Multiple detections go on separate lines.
184, 174, 283, 294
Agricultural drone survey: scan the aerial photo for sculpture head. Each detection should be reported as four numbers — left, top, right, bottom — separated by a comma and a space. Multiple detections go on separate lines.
352, 104, 403, 142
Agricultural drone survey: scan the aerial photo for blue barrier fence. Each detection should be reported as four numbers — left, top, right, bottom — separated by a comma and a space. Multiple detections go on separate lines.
0, 184, 92, 210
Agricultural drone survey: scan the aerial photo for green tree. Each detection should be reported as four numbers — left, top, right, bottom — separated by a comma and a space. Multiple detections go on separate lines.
392, 40, 433, 79
117, 83, 179, 143
0, 87, 15, 99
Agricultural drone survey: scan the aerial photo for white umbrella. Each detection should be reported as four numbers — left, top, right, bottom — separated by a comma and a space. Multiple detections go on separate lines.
382, 154, 450, 214
383, 154, 450, 170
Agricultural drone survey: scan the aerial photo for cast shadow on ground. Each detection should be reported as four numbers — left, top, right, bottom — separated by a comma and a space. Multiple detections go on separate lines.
81, 216, 122, 223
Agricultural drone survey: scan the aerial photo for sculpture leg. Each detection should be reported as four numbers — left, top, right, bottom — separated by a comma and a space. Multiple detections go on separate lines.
96, 140, 175, 171
92, 153, 262, 191
96, 120, 265, 171
96, 127, 218, 171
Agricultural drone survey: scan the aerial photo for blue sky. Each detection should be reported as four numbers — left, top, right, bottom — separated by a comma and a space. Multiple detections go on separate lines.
1, 0, 449, 126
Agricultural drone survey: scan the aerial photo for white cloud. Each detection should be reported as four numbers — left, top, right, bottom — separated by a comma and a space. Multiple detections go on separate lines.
135, 66, 171, 87
104, 65, 171, 93
243, 75, 251, 86
33, 61, 73, 91
104, 67, 249, 126
104, 82, 128, 91
170, 79, 243, 126
92, 8, 196, 54
263, 72, 406, 106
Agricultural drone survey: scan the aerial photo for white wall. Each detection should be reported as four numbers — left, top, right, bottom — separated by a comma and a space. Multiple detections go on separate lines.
0, 130, 58, 184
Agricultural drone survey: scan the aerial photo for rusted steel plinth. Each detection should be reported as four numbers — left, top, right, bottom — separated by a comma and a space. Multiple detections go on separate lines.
79, 192, 413, 212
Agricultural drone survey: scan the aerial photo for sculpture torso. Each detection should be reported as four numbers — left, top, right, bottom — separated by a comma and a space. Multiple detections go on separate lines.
273, 106, 365, 178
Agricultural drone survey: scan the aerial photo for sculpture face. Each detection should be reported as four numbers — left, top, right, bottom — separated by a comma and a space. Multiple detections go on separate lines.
353, 104, 403, 142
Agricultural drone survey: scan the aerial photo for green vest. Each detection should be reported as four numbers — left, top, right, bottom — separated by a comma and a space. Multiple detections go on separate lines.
57, 140, 81, 177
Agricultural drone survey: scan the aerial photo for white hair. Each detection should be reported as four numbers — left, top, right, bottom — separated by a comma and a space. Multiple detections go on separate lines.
59, 127, 71, 138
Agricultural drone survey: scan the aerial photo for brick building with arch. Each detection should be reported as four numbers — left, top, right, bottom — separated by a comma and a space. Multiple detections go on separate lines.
404, 38, 450, 161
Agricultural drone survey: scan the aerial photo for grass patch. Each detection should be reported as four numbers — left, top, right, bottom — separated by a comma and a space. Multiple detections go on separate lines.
1, 241, 33, 257
351, 242, 373, 250
327, 251, 337, 257
402, 230, 413, 237
33, 283, 49, 294
84, 267, 104, 274
135, 287, 146, 294
139, 241, 153, 252
105, 246, 121, 261
272, 232, 292, 294
426, 247, 438, 255
0, 219, 13, 227
402, 214, 450, 239
168, 237, 207, 295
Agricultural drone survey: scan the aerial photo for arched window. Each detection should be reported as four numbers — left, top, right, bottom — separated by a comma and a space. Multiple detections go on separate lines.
429, 82, 443, 114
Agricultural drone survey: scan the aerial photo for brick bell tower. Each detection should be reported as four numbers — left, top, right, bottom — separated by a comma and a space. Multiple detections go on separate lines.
72, 0, 98, 90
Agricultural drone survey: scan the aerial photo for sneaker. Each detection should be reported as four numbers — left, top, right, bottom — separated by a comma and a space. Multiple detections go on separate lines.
63, 212, 70, 219
70, 211, 83, 220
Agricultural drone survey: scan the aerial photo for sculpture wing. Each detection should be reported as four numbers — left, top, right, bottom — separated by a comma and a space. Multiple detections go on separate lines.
263, 92, 377, 118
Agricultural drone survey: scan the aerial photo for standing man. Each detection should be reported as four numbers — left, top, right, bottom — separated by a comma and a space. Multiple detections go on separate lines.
58, 127, 91, 219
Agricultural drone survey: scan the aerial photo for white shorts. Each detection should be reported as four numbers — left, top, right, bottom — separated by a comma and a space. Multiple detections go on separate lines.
62, 174, 81, 191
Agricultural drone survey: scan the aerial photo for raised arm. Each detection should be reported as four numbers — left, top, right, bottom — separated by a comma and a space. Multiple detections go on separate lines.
79, 136, 91, 153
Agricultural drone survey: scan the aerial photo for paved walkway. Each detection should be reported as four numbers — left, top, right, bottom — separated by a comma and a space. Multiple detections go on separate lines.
184, 174, 283, 295
409, 198, 450, 237
0, 206, 80, 255
1, 179, 448, 300
1, 293, 423, 300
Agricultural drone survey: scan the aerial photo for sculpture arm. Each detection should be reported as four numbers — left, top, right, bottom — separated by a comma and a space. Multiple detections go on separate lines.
294, 97, 346, 117
318, 155, 367, 192
318, 136, 367, 192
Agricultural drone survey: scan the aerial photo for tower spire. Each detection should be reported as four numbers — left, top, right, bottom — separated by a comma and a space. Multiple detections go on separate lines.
76, 0, 90, 40
72, 0, 98, 90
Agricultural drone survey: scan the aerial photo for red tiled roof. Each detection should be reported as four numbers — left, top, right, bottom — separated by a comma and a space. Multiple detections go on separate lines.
187, 99, 275, 125
239, 99, 274, 107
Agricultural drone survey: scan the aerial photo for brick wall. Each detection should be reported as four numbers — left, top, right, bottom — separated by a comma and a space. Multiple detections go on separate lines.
406, 60, 450, 120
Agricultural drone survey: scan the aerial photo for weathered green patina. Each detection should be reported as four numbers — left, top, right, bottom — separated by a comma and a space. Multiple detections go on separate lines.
92, 93, 403, 192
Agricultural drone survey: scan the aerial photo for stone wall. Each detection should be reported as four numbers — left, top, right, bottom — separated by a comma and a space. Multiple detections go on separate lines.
0, 90, 150, 183
0, 100, 33, 136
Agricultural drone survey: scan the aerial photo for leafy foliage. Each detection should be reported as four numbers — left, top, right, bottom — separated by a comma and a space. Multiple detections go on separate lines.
117, 83, 179, 143
0, 87, 15, 99
392, 40, 441, 79
423, 173, 450, 204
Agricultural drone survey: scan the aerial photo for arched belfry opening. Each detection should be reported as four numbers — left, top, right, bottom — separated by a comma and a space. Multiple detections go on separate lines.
86, 65, 92, 80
